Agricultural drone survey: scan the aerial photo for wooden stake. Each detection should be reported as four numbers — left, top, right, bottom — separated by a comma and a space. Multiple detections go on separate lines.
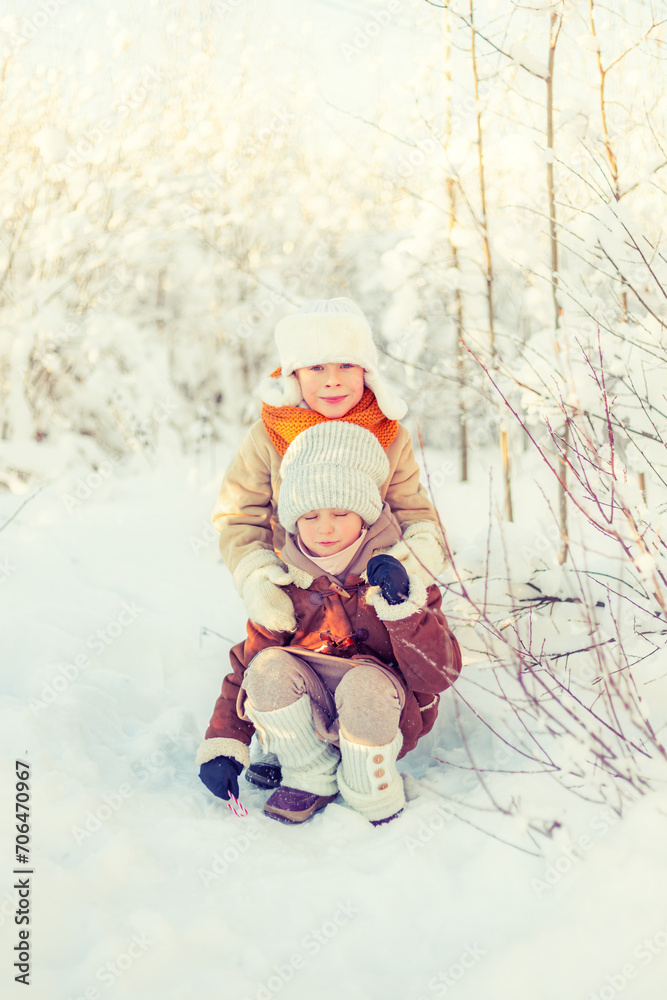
500, 426, 513, 521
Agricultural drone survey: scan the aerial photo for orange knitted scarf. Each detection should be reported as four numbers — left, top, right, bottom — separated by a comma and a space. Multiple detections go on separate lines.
261, 368, 398, 457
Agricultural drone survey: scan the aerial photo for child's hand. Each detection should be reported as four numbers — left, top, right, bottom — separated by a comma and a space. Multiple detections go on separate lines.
237, 551, 298, 633
244, 566, 298, 632
367, 554, 410, 605
199, 756, 244, 801
382, 522, 448, 586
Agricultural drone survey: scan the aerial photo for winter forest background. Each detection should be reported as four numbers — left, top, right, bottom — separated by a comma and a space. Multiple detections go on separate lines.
2, 1, 667, 999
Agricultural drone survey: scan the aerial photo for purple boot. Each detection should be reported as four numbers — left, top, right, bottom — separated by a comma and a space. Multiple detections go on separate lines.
264, 786, 337, 824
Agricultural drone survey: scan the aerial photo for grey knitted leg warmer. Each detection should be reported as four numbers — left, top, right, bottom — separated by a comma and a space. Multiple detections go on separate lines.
244, 694, 340, 796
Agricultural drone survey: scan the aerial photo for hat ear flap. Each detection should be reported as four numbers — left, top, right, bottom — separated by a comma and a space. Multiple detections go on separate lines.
259, 371, 304, 408
363, 372, 408, 420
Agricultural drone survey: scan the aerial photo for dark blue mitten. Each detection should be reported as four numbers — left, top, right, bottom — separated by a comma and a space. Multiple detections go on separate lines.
199, 756, 243, 801
367, 554, 410, 605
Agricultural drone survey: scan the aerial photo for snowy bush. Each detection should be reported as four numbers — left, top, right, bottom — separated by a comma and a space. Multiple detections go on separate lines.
435, 335, 667, 843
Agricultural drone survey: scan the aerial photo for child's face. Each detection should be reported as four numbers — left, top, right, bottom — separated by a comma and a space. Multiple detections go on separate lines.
295, 363, 365, 417
296, 508, 364, 556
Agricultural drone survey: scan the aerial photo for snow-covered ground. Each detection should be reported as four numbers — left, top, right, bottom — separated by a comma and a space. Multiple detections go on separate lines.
2, 441, 667, 1000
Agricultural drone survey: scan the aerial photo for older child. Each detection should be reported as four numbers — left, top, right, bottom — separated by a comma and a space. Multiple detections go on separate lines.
197, 422, 461, 825
212, 297, 448, 636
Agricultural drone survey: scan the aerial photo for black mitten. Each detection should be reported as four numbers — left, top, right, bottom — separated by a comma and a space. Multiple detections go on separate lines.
367, 554, 410, 605
199, 756, 243, 801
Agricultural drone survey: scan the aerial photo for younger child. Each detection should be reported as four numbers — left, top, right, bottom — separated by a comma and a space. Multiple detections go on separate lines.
197, 422, 461, 825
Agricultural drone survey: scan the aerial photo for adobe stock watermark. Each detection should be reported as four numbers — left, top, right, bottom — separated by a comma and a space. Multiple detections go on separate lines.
403, 793, 464, 855
233, 241, 329, 342
394, 76, 504, 180
72, 730, 196, 845
8, 0, 70, 48
0, 888, 21, 929
70, 783, 135, 845
180, 166, 238, 221
531, 806, 627, 897
0, 557, 17, 583
27, 320, 80, 379
189, 518, 218, 556
518, 521, 561, 567
130, 730, 194, 787
29, 600, 145, 715
20, 267, 132, 387
212, 0, 247, 11
60, 456, 122, 514
199, 823, 263, 888
129, 397, 180, 453
56, 396, 178, 462
181, 107, 294, 221
587, 918, 667, 1000
423, 460, 457, 496
87, 264, 133, 311
415, 942, 487, 998
65, 932, 154, 999
242, 901, 359, 1000
242, 107, 295, 157
340, 0, 403, 62
53, 66, 161, 176
405, 743, 517, 855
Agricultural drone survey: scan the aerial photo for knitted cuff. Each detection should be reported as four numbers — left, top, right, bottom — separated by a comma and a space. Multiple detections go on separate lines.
244, 695, 340, 796
365, 574, 428, 621
401, 520, 449, 578
287, 566, 315, 590
249, 740, 280, 766
403, 519, 447, 548
233, 548, 284, 594
337, 731, 405, 822
280, 763, 339, 797
233, 547, 313, 596
195, 738, 250, 770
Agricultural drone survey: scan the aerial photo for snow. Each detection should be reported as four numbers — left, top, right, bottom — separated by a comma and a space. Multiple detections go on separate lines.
2, 0, 667, 995
2, 443, 667, 1000
33, 127, 67, 166
509, 43, 549, 80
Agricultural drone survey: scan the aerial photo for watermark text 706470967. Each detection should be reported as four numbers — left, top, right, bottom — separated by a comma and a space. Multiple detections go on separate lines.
14, 760, 33, 985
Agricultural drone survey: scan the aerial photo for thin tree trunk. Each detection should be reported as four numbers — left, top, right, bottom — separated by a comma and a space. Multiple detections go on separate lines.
546, 11, 568, 563
547, 12, 561, 338
589, 0, 627, 316
444, 8, 468, 482
469, 0, 495, 358
455, 267, 468, 484
558, 420, 570, 565
470, 1, 511, 516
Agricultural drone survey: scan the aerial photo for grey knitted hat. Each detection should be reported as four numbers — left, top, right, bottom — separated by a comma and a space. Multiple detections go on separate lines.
278, 422, 390, 534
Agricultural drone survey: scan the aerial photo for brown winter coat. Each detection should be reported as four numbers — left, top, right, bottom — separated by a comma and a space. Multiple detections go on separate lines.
212, 418, 441, 581
202, 506, 462, 767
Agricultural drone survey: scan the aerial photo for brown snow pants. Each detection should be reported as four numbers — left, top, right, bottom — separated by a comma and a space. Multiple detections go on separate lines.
239, 646, 405, 746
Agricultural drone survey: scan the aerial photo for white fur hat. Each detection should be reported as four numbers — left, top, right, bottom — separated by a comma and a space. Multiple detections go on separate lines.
259, 298, 407, 420
278, 421, 390, 534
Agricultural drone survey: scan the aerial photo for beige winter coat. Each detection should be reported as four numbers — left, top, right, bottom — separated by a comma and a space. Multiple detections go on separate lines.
212, 419, 442, 581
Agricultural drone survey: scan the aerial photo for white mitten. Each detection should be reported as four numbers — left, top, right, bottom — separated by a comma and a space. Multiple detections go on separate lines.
381, 521, 448, 586
233, 549, 300, 633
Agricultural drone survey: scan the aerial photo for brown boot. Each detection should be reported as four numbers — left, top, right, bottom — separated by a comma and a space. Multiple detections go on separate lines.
264, 786, 337, 824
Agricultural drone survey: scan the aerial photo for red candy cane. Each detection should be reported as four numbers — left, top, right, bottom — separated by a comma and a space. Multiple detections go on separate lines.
227, 794, 248, 818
